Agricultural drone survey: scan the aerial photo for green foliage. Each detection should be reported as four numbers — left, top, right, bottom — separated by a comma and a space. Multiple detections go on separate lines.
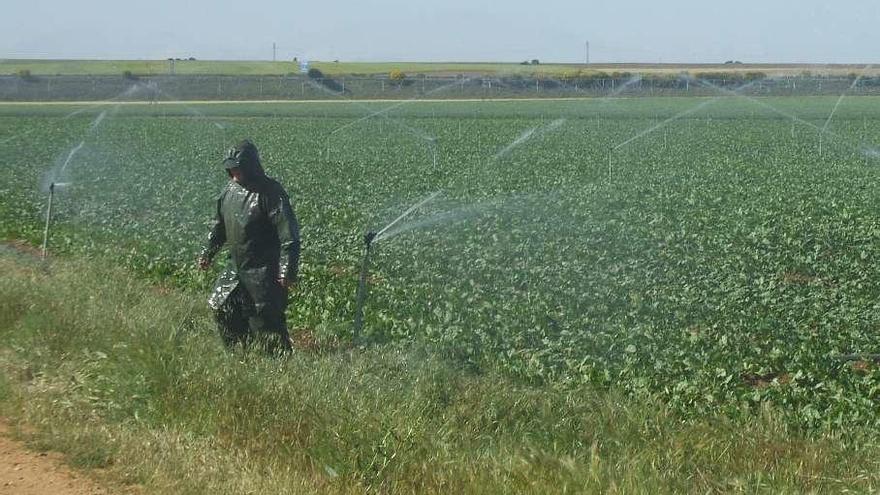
2, 254, 880, 493
389, 69, 406, 82
17, 68, 35, 81
3, 96, 880, 431
695, 70, 767, 81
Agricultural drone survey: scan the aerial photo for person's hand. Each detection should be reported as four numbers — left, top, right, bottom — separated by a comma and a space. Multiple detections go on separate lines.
198, 257, 211, 270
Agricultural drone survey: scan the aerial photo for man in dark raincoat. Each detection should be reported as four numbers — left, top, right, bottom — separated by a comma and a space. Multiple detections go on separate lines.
198, 139, 300, 354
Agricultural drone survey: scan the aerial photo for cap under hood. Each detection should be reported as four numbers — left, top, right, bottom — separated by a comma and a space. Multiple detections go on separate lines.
223, 139, 266, 184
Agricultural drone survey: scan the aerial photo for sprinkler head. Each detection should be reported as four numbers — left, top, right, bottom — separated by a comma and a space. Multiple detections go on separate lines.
364, 231, 377, 246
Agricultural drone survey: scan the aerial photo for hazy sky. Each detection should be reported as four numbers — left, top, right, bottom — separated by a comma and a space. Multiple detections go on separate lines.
3, 0, 878, 63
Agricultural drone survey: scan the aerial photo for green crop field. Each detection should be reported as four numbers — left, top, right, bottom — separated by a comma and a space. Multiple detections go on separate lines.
0, 59, 582, 76
3, 95, 880, 432
4, 58, 878, 77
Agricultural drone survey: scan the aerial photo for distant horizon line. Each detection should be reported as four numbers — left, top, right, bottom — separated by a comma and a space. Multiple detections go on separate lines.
0, 58, 877, 67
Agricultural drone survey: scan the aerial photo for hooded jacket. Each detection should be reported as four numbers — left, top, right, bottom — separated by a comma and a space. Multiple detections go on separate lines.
201, 143, 300, 310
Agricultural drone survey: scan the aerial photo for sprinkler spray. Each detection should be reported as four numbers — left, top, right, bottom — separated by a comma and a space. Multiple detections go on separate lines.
353, 230, 377, 342
41, 182, 55, 260
351, 191, 441, 342
428, 137, 438, 169
607, 148, 614, 183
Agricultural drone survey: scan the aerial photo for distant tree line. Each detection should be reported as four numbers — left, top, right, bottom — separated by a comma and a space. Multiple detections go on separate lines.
306, 67, 345, 93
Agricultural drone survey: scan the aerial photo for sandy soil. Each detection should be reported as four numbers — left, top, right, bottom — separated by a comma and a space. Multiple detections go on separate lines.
0, 423, 108, 495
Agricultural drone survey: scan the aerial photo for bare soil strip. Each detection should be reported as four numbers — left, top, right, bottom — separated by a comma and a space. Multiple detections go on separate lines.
0, 422, 108, 495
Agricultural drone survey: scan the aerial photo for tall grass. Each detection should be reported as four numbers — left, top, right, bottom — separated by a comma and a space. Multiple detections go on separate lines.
1, 249, 879, 493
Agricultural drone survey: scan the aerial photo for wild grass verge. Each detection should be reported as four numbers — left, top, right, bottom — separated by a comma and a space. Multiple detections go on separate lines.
1, 250, 879, 493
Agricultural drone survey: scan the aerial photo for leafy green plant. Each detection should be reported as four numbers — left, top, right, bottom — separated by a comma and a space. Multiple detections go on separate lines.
3, 96, 880, 429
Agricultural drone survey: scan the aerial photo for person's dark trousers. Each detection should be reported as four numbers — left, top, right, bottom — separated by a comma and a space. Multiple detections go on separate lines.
214, 285, 292, 355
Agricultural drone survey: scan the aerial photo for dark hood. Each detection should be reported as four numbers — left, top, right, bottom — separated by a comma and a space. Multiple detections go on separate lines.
224, 139, 267, 185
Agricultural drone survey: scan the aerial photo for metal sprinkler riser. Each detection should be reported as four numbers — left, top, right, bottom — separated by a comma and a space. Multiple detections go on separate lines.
41, 183, 56, 260
353, 230, 377, 342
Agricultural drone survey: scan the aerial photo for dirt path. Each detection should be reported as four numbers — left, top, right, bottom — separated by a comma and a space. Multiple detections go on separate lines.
0, 423, 108, 495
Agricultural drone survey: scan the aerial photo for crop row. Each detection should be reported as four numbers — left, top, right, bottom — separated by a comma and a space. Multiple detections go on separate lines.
3, 97, 880, 428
